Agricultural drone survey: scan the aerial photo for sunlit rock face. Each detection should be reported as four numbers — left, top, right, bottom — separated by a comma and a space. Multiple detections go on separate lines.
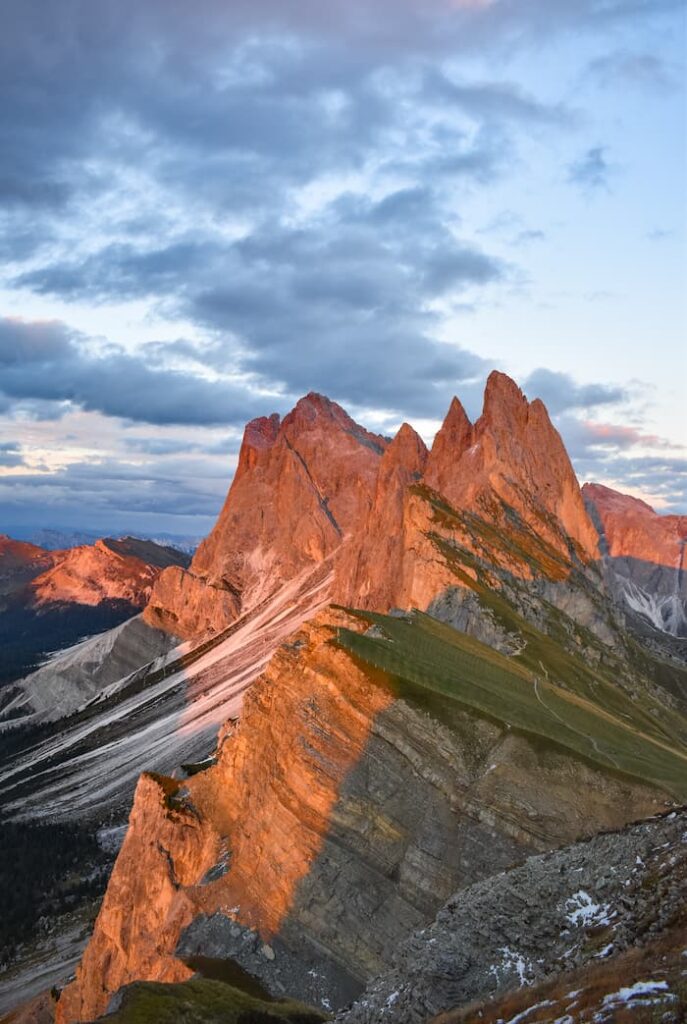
337, 373, 600, 615
335, 421, 429, 610
30, 538, 185, 608
424, 372, 600, 563
144, 394, 387, 639
150, 375, 601, 642
584, 482, 687, 636
56, 609, 667, 1023
47, 376, 687, 1024
0, 535, 57, 593
0, 535, 188, 611
0, 535, 189, 684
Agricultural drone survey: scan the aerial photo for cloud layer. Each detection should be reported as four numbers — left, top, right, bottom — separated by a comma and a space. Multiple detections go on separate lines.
0, 0, 683, 528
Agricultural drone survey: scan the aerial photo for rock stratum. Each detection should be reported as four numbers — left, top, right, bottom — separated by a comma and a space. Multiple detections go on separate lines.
2, 373, 686, 1024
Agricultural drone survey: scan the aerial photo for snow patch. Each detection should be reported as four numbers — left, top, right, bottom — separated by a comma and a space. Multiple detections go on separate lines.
601, 979, 670, 1010
503, 1000, 554, 1024
490, 946, 535, 987
564, 890, 612, 928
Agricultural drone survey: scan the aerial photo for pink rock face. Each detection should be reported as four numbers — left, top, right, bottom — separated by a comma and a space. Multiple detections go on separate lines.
0, 536, 57, 594
583, 482, 687, 569
336, 422, 429, 609
145, 394, 388, 638
30, 539, 166, 608
424, 372, 600, 562
146, 376, 602, 637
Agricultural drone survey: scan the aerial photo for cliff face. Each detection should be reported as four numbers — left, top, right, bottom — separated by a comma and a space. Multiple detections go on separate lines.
43, 377, 687, 1024
144, 377, 602, 643
334, 373, 600, 620
584, 482, 687, 636
339, 808, 687, 1024
144, 395, 387, 638
57, 604, 673, 1023
425, 373, 600, 563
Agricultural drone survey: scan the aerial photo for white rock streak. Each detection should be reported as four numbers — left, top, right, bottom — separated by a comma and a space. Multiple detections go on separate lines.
0, 561, 333, 821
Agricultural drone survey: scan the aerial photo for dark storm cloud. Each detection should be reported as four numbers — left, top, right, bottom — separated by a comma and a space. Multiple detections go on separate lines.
184, 197, 503, 417
0, 454, 231, 523
523, 368, 627, 413
0, 317, 267, 427
567, 146, 612, 191
11, 184, 505, 419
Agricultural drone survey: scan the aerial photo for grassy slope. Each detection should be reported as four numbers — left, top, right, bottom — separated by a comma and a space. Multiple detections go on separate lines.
92, 977, 328, 1024
334, 489, 687, 800
335, 610, 687, 799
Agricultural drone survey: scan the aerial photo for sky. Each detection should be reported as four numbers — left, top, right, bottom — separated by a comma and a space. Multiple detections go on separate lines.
0, 0, 685, 538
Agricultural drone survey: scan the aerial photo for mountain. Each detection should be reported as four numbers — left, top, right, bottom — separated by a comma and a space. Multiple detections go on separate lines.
2, 375, 686, 1024
339, 806, 687, 1023
584, 482, 687, 637
3, 528, 202, 554
0, 535, 190, 685
144, 393, 387, 639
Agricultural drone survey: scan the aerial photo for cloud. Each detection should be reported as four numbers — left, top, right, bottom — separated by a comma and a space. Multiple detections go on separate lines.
10, 184, 505, 420
567, 146, 612, 192
580, 422, 681, 451
424, 71, 574, 125
523, 368, 626, 413
0, 452, 232, 532
0, 0, 682, 529
587, 50, 677, 91
0, 442, 26, 468
576, 453, 687, 513
0, 317, 271, 427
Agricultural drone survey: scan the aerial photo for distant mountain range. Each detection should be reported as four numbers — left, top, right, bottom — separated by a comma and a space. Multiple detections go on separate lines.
0, 534, 190, 684
1, 373, 685, 1024
3, 527, 202, 554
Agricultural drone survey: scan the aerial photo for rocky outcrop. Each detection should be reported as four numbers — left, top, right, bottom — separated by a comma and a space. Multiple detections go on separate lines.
56, 606, 670, 1023
30, 538, 188, 609
584, 482, 687, 636
584, 483, 687, 568
0, 536, 189, 684
144, 395, 387, 639
338, 808, 687, 1023
424, 372, 600, 563
0, 536, 57, 597
336, 422, 428, 609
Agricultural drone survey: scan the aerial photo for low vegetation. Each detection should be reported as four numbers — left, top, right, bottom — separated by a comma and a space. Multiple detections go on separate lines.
93, 976, 329, 1024
335, 609, 687, 799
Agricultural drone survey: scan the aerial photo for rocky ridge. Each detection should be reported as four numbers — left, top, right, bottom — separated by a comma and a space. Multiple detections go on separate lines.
0, 535, 190, 684
3, 375, 686, 1024
144, 394, 387, 638
337, 807, 687, 1023
584, 482, 687, 637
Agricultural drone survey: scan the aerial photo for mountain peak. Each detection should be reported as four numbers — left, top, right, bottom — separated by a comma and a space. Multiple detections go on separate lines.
388, 422, 428, 462
424, 395, 473, 498
583, 482, 656, 517
481, 370, 528, 430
